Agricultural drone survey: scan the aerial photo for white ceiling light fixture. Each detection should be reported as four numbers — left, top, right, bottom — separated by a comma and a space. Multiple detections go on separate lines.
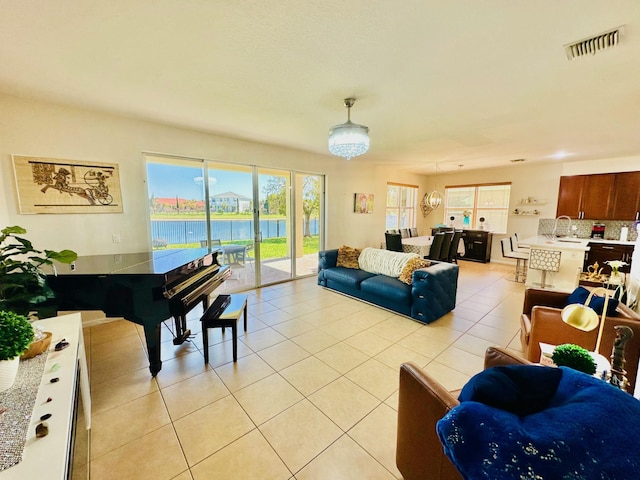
328, 97, 369, 160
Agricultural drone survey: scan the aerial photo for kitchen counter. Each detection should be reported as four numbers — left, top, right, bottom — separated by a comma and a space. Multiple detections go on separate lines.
518, 235, 591, 252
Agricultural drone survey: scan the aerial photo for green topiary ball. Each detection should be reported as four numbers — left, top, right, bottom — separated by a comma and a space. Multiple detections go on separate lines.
0, 310, 34, 361
552, 344, 597, 375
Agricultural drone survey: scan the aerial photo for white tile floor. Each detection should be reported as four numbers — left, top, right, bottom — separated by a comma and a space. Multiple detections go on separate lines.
84, 260, 525, 479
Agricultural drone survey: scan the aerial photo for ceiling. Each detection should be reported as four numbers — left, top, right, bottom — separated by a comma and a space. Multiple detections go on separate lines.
1, 1, 639, 174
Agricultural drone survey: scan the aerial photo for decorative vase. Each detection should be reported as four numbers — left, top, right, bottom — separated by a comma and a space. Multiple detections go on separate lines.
0, 357, 20, 392
609, 270, 623, 285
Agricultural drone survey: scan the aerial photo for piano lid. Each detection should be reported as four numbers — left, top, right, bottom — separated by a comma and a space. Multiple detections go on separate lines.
52, 248, 219, 276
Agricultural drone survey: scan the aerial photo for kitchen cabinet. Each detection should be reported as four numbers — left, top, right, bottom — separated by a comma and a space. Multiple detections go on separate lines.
610, 171, 640, 221
556, 174, 614, 219
584, 242, 634, 275
461, 230, 492, 263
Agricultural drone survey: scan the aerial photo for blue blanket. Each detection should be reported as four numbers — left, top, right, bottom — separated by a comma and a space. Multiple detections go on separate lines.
437, 366, 640, 480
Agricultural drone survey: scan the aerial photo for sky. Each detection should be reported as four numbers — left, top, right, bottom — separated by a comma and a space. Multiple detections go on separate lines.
147, 163, 253, 200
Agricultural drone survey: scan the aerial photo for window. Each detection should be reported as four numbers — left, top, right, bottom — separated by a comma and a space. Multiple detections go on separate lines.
444, 183, 511, 233
386, 183, 418, 230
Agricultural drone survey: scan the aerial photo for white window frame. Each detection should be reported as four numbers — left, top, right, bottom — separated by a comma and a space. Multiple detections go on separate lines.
386, 183, 418, 230
444, 183, 511, 234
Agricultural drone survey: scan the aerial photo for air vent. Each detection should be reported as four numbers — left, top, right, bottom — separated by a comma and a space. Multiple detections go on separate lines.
564, 26, 623, 60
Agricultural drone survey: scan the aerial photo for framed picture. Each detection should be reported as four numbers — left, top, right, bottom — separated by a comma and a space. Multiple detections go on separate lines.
354, 193, 374, 214
12, 155, 124, 214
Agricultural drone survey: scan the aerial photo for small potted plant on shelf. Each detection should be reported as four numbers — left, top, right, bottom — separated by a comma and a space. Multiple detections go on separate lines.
0, 310, 34, 392
0, 225, 77, 319
552, 344, 596, 375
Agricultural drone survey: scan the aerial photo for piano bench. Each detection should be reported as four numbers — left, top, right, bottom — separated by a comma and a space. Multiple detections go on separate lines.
201, 293, 248, 364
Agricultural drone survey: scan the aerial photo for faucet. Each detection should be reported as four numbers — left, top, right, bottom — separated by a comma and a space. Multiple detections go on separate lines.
552, 215, 572, 238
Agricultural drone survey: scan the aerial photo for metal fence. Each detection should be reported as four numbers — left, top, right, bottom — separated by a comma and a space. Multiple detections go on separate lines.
151, 218, 318, 245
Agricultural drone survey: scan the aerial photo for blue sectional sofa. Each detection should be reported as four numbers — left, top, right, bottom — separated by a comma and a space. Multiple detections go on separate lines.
318, 248, 459, 324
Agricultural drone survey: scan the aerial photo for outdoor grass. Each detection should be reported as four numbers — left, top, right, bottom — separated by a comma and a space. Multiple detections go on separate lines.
165, 235, 319, 260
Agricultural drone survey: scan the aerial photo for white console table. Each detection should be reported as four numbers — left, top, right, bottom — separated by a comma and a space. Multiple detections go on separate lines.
0, 313, 90, 479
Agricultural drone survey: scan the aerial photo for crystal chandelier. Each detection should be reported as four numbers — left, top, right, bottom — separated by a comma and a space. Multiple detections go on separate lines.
328, 98, 369, 160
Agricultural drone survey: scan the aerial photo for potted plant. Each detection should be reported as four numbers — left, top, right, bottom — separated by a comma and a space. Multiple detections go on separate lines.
552, 344, 597, 375
0, 225, 77, 318
0, 310, 34, 391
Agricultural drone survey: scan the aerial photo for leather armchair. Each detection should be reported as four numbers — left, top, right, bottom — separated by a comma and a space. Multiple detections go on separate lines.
396, 347, 531, 480
520, 287, 640, 393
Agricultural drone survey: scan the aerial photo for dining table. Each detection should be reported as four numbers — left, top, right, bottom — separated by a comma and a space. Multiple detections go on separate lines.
401, 235, 434, 257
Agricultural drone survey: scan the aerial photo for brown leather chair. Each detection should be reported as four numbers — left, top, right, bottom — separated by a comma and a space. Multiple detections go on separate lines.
520, 287, 640, 393
396, 347, 532, 480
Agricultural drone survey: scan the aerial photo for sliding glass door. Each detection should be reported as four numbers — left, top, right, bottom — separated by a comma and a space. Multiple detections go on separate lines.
145, 154, 324, 291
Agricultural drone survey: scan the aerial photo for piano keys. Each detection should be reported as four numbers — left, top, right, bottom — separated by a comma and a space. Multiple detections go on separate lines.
47, 248, 230, 376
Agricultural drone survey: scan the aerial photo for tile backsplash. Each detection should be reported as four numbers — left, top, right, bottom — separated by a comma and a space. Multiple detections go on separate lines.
537, 218, 639, 242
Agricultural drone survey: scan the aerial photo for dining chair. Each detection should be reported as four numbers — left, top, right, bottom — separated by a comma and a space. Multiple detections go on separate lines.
447, 230, 464, 263
385, 232, 404, 252
437, 231, 454, 261
409, 227, 419, 237
426, 232, 445, 260
400, 228, 410, 238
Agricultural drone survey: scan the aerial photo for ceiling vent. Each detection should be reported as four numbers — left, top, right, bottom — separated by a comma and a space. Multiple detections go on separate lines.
564, 26, 624, 60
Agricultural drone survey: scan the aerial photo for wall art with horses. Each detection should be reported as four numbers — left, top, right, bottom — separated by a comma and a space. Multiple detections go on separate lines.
12, 155, 123, 214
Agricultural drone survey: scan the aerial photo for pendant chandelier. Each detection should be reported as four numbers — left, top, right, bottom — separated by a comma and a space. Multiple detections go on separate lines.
328, 98, 369, 160
421, 163, 443, 216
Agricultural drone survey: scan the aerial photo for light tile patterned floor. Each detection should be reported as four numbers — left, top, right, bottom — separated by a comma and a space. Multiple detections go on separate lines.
84, 260, 525, 479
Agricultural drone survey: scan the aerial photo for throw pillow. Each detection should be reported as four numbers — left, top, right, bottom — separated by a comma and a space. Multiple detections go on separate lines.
565, 286, 618, 316
458, 365, 563, 416
398, 257, 431, 285
336, 245, 361, 269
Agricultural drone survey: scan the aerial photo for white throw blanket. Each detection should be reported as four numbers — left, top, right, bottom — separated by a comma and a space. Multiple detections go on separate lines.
358, 247, 419, 278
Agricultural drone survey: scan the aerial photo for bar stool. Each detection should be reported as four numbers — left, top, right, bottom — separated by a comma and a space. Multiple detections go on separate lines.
201, 293, 248, 363
528, 248, 561, 289
500, 238, 529, 282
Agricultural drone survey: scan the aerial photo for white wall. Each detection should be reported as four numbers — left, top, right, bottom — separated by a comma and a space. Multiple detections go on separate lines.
419, 163, 562, 261
0, 94, 429, 256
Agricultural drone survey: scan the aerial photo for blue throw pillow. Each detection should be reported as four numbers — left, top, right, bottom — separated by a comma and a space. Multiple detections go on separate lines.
566, 286, 618, 316
458, 365, 562, 416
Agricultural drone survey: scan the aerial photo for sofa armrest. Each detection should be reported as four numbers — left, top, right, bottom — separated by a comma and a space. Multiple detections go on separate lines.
519, 314, 533, 357
484, 346, 533, 369
397, 363, 463, 480
318, 249, 338, 270
411, 262, 459, 324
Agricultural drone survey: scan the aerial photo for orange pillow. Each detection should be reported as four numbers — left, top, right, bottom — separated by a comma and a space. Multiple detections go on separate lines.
336, 245, 361, 269
398, 257, 431, 284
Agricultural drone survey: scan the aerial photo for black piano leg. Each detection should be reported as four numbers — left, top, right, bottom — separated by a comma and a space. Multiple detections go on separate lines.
143, 323, 163, 376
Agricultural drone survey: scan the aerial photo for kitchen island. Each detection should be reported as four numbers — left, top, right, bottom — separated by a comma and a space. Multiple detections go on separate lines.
518, 236, 590, 292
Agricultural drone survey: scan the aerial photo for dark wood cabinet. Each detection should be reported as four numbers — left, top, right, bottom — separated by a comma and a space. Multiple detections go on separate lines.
584, 242, 634, 275
556, 174, 614, 219
461, 230, 492, 263
610, 171, 640, 221
557, 175, 586, 219
557, 171, 639, 220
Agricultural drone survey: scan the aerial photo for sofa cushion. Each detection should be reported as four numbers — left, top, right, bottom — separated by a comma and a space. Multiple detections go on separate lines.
336, 245, 361, 269
360, 275, 411, 304
398, 257, 431, 285
566, 286, 618, 316
358, 247, 419, 278
323, 266, 376, 289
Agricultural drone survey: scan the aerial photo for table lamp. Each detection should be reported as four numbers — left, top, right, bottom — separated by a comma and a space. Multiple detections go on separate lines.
561, 287, 610, 353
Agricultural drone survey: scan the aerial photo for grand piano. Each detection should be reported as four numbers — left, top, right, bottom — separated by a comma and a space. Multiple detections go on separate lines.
47, 248, 230, 376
